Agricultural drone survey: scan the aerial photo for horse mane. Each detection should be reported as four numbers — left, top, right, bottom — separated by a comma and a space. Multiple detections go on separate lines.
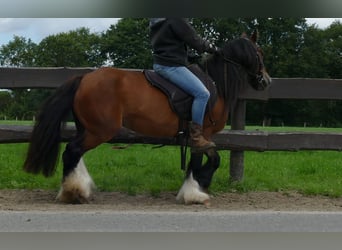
200, 38, 257, 111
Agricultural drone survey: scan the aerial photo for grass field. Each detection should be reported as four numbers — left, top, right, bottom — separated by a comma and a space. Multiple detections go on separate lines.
1, 121, 342, 197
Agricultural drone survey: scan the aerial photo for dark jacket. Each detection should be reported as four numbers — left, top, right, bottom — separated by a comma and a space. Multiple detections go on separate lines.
150, 18, 215, 66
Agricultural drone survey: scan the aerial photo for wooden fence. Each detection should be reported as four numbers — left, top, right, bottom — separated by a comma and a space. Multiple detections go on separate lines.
1, 67, 342, 181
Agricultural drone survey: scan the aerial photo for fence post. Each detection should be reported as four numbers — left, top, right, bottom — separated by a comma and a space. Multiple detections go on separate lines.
229, 99, 246, 182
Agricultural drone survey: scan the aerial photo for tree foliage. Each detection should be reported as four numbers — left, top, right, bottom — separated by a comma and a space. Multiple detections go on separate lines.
0, 36, 37, 67
101, 18, 152, 68
36, 27, 104, 67
0, 18, 341, 126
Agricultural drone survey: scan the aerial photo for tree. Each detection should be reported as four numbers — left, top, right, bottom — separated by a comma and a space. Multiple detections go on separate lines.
101, 18, 152, 68
324, 20, 342, 79
0, 91, 12, 118
0, 36, 37, 67
0, 36, 42, 120
36, 27, 105, 67
192, 18, 255, 45
0, 28, 106, 120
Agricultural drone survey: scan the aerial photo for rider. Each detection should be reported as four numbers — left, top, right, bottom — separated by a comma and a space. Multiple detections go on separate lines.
149, 18, 220, 152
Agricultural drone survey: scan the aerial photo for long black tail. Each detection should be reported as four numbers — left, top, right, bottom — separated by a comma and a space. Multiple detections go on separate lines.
23, 76, 83, 177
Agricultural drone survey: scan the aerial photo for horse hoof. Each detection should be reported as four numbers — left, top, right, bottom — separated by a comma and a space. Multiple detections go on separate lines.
176, 190, 211, 206
181, 197, 211, 207
56, 189, 90, 204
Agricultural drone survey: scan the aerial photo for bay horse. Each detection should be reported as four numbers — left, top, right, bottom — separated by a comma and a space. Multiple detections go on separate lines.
23, 31, 271, 205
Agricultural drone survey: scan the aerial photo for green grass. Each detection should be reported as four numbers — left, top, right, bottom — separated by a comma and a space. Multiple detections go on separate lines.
1, 142, 342, 197
0, 120, 35, 125
84, 144, 185, 196
0, 143, 62, 189
1, 121, 342, 197
240, 151, 342, 197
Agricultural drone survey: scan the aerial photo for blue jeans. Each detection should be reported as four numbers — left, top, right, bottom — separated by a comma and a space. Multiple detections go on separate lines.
153, 64, 210, 126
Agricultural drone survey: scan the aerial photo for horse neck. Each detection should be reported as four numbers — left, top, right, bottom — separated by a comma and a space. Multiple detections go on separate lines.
203, 53, 244, 112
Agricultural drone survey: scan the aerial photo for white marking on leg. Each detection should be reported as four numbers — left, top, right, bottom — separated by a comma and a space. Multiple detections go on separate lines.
57, 158, 95, 203
176, 172, 210, 205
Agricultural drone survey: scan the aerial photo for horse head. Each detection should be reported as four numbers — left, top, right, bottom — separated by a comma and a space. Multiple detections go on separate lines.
221, 30, 272, 91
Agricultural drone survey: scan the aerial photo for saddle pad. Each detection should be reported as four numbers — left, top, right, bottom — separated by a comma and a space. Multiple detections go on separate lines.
144, 64, 217, 121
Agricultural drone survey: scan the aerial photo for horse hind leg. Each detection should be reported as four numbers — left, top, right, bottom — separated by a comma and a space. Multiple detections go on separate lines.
57, 124, 120, 204
57, 157, 95, 204
56, 135, 95, 204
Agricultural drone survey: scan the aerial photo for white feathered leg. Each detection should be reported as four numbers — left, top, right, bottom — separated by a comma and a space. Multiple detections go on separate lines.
57, 157, 95, 203
176, 172, 210, 205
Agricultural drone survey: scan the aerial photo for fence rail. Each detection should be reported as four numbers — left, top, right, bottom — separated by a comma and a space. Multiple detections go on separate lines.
1, 67, 342, 98
1, 67, 342, 181
1, 125, 342, 151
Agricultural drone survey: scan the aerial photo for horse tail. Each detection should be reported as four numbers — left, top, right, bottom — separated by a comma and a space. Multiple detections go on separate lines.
23, 75, 83, 177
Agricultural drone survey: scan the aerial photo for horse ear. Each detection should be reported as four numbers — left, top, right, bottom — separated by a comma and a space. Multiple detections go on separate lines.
241, 32, 248, 38
250, 30, 259, 43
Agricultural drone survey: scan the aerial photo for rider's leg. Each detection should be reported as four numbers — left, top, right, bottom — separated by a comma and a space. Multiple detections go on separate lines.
153, 64, 216, 152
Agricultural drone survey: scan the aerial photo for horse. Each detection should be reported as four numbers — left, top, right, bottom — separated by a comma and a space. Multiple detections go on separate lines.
23, 31, 271, 205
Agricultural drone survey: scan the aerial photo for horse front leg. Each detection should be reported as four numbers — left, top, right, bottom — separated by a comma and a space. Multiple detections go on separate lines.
176, 148, 220, 206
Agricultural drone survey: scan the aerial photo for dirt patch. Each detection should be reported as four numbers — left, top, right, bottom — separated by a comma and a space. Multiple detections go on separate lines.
1, 189, 342, 212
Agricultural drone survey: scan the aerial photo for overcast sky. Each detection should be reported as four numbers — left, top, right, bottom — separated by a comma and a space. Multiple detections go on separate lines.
0, 18, 119, 46
0, 18, 340, 47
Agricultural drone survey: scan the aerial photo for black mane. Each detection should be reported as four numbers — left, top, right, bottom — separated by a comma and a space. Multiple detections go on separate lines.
200, 38, 258, 111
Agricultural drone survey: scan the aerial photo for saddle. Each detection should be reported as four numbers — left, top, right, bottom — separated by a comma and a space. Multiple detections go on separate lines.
144, 64, 217, 121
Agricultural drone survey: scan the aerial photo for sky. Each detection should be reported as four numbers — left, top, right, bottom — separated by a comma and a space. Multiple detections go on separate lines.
0, 18, 341, 47
0, 18, 119, 46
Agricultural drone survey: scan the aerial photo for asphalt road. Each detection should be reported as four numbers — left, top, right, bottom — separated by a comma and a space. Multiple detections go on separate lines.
1, 210, 342, 232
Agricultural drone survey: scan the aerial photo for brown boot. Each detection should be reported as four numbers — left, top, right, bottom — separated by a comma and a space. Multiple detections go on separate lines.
190, 123, 216, 152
